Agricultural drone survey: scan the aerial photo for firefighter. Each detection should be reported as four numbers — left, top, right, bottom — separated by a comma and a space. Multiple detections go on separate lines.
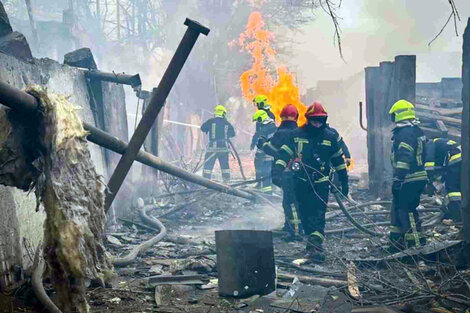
251, 109, 277, 193
252, 94, 275, 120
272, 101, 348, 262
425, 138, 462, 222
388, 100, 428, 252
200, 105, 235, 182
258, 104, 301, 238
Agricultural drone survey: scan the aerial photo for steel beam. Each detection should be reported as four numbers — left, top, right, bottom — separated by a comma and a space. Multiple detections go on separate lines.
104, 18, 210, 212
0, 80, 255, 202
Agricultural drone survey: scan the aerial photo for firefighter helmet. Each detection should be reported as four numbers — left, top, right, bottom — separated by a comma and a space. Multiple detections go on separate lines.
252, 110, 272, 124
214, 105, 227, 118
389, 99, 416, 122
253, 94, 270, 110
305, 101, 328, 119
280, 104, 299, 121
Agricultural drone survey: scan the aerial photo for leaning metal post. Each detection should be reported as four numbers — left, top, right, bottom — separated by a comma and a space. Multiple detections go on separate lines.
104, 18, 210, 212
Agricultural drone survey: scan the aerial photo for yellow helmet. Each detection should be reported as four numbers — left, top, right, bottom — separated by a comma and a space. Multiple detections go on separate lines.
214, 105, 227, 118
252, 110, 271, 123
253, 94, 269, 109
389, 99, 416, 122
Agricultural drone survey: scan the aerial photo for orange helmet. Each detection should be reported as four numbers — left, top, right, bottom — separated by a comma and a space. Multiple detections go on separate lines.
305, 101, 328, 119
280, 104, 299, 121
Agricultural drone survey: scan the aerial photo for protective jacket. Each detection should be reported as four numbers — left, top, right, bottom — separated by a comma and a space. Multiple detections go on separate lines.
273, 125, 348, 184
251, 119, 277, 151
391, 122, 427, 184
326, 124, 351, 159
425, 138, 461, 175
201, 117, 235, 152
262, 120, 297, 157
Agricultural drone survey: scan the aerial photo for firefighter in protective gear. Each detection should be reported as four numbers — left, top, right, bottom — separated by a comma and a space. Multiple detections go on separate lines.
253, 94, 276, 120
251, 109, 277, 193
272, 101, 348, 262
259, 104, 301, 238
425, 138, 462, 222
389, 99, 428, 252
200, 105, 235, 182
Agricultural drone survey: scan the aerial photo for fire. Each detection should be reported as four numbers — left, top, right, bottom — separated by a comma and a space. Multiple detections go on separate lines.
236, 11, 307, 125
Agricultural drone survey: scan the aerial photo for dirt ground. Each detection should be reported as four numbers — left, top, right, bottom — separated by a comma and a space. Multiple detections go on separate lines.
3, 167, 470, 313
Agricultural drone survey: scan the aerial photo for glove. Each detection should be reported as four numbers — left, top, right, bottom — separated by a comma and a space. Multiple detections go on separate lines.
341, 180, 349, 197
250, 142, 256, 151
272, 176, 282, 188
392, 179, 403, 193
345, 158, 351, 167
257, 136, 267, 150
272, 167, 283, 187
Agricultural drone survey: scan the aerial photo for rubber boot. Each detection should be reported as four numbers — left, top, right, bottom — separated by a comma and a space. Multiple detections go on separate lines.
306, 234, 325, 263
386, 232, 405, 254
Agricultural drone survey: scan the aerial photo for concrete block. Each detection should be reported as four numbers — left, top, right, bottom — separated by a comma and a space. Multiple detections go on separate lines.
0, 31, 33, 62
64, 47, 97, 69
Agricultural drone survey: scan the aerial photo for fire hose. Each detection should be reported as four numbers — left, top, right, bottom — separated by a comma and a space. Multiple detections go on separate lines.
112, 199, 167, 266
228, 139, 247, 180
32, 244, 63, 313
332, 190, 386, 237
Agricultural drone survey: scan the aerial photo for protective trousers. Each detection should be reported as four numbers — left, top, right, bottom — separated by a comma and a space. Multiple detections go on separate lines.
445, 163, 462, 221
281, 171, 300, 235
254, 150, 273, 193
203, 151, 230, 182
390, 181, 426, 250
294, 180, 329, 246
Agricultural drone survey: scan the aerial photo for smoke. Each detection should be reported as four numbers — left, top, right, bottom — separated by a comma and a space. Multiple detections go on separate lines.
278, 0, 470, 165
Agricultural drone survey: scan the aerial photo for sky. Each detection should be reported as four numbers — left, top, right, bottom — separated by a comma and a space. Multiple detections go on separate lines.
287, 0, 470, 88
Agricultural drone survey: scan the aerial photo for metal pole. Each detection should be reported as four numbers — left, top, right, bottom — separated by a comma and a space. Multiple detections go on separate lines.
0, 81, 255, 202
85, 70, 142, 87
104, 18, 210, 212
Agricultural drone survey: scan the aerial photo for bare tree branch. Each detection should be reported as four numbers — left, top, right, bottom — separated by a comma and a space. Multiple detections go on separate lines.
428, 0, 461, 46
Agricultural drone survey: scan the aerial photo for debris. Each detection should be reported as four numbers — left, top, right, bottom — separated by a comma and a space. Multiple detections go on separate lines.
277, 272, 347, 288
109, 297, 121, 304
107, 235, 122, 246
292, 258, 308, 266
352, 307, 401, 313
347, 261, 361, 300
149, 265, 163, 274
319, 291, 353, 313
154, 286, 163, 306
147, 274, 207, 287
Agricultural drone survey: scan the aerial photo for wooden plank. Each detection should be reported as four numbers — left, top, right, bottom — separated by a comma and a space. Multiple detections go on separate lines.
352, 307, 400, 313
417, 111, 461, 126
420, 126, 460, 141
415, 103, 462, 116
435, 120, 448, 137
277, 272, 347, 287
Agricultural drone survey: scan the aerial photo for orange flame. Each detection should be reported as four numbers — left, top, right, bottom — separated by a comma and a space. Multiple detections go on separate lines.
236, 11, 307, 125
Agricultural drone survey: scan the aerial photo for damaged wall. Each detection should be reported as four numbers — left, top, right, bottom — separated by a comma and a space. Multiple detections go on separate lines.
365, 55, 416, 198
0, 50, 129, 287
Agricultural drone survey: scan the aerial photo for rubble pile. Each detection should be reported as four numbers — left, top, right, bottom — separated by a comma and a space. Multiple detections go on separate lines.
80, 175, 470, 313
